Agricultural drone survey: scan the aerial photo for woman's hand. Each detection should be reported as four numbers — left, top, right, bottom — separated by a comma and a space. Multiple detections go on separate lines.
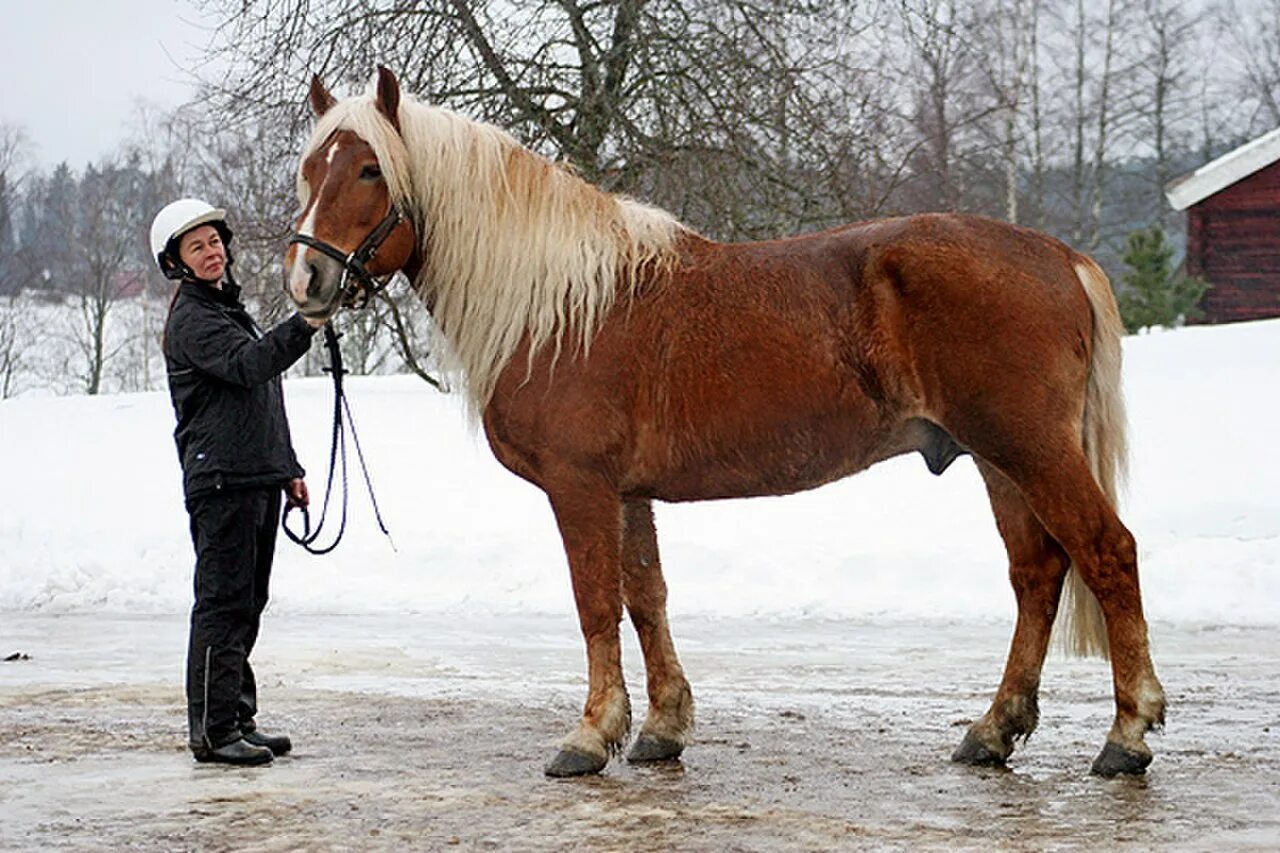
285, 478, 310, 508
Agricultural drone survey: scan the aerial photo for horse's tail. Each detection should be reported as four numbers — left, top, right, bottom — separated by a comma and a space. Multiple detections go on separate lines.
1052, 255, 1128, 659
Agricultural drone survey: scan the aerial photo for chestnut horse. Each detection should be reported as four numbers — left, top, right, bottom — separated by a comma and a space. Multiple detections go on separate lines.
285, 68, 1165, 778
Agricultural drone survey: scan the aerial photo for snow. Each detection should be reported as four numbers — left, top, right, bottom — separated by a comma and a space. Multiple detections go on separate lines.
1, 318, 1277, 626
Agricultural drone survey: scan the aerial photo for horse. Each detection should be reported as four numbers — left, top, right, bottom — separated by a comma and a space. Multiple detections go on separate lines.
285, 67, 1165, 779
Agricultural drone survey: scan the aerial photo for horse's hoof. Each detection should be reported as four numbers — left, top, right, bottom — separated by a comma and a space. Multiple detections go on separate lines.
1090, 741, 1152, 777
544, 748, 607, 778
951, 730, 1007, 766
626, 734, 684, 763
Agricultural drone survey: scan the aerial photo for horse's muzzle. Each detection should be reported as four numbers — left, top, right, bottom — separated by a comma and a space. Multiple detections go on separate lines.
284, 250, 345, 319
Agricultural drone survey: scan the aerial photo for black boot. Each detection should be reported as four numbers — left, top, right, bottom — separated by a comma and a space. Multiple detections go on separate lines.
193, 738, 274, 766
242, 728, 292, 756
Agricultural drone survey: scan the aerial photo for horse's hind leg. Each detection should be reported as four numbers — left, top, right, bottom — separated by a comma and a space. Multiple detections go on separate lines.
977, 445, 1165, 775
621, 499, 694, 762
544, 485, 632, 777
953, 461, 1070, 766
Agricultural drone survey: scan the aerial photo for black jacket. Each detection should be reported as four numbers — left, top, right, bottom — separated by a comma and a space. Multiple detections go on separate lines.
164, 279, 317, 503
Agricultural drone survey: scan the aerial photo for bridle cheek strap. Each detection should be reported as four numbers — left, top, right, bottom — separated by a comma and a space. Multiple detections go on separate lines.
288, 204, 405, 310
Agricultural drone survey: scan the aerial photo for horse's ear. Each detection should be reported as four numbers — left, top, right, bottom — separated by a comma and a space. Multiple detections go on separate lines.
375, 65, 401, 132
309, 74, 337, 117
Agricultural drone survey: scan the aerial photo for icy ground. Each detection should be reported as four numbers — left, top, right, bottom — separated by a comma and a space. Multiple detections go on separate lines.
3, 613, 1279, 850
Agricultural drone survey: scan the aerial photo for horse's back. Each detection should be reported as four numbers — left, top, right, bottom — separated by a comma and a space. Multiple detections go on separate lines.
660, 212, 1096, 426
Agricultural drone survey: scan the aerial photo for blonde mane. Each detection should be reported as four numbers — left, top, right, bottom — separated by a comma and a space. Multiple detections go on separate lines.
299, 90, 684, 413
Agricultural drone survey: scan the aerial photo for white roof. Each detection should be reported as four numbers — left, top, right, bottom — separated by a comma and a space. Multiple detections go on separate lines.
1165, 126, 1280, 211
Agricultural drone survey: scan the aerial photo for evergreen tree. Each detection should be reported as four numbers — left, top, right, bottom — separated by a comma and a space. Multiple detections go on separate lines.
1118, 226, 1209, 333
13, 163, 78, 294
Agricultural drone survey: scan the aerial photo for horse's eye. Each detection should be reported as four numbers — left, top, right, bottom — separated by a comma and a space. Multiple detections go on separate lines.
360, 164, 382, 180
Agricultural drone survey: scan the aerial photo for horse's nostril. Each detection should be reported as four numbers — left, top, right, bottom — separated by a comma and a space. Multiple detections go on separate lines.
306, 264, 320, 298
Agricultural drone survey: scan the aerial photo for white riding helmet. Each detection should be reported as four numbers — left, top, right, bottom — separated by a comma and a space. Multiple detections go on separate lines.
149, 198, 232, 281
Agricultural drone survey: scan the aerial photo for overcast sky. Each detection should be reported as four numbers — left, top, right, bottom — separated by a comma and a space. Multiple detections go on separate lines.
0, 0, 216, 170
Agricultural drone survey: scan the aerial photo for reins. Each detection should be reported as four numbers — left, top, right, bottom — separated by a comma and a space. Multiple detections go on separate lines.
283, 324, 394, 555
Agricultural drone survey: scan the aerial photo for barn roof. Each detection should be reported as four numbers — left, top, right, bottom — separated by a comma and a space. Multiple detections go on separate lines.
1165, 126, 1280, 211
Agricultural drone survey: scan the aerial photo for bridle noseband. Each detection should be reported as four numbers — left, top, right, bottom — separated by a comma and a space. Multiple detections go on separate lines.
288, 204, 405, 311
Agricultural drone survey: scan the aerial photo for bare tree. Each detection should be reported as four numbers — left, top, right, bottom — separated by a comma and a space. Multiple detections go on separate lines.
1052, 0, 1133, 250
69, 160, 156, 394
0, 293, 23, 397
972, 0, 1042, 223
1218, 0, 1280, 130
896, 0, 976, 211
137, 0, 1258, 344
1133, 0, 1205, 228
0, 124, 29, 297
1026, 1, 1048, 229
194, 0, 904, 236
1087, 0, 1122, 252
0, 124, 26, 175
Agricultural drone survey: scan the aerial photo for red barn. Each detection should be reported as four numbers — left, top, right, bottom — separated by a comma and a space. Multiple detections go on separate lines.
1166, 127, 1280, 324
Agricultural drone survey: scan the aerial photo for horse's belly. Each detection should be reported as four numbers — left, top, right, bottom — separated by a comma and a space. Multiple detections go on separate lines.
634, 416, 913, 502
647, 467, 854, 502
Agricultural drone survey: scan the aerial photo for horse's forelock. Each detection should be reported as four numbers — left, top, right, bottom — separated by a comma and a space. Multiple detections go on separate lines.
298, 95, 415, 213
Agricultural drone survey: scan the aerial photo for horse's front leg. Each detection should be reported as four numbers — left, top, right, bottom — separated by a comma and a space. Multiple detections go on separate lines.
622, 498, 694, 763
544, 486, 631, 777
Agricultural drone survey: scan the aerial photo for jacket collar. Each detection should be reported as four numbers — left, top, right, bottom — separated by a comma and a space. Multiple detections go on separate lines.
180, 277, 244, 309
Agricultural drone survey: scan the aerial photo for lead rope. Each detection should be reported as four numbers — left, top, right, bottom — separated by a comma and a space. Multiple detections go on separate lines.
283, 324, 395, 555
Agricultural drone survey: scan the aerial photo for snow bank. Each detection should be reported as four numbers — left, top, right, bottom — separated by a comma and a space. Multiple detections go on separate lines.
1, 319, 1276, 625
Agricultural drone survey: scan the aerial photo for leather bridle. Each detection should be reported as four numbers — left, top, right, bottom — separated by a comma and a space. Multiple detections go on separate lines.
288, 203, 405, 312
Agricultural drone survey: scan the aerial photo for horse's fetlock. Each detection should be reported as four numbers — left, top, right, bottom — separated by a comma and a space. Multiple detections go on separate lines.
642, 682, 695, 745
995, 692, 1039, 740
1138, 676, 1167, 732
562, 726, 608, 762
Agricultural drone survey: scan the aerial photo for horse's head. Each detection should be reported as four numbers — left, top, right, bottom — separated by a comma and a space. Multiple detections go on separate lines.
285, 67, 417, 321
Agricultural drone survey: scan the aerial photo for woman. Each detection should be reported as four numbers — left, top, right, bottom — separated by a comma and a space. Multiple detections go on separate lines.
150, 198, 324, 766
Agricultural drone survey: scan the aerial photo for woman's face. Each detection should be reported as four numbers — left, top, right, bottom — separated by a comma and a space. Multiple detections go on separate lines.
177, 224, 227, 282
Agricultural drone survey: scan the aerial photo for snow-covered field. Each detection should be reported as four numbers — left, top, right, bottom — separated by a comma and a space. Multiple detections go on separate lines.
1, 317, 1277, 626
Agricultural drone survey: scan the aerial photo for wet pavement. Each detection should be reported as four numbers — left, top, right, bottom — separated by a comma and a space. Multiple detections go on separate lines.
2, 613, 1278, 850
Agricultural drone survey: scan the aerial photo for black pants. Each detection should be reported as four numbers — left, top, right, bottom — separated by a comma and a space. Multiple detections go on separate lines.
185, 487, 281, 750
